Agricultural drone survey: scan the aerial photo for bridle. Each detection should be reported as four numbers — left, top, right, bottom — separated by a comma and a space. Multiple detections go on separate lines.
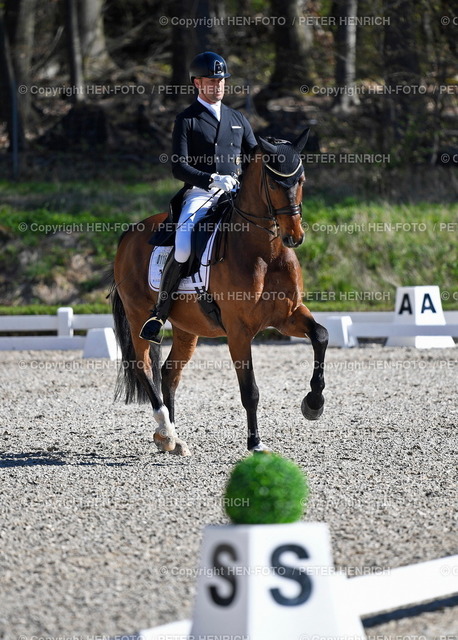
262, 162, 303, 217
231, 159, 304, 236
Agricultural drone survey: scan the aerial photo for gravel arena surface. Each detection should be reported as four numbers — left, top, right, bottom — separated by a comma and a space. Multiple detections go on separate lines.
0, 343, 457, 640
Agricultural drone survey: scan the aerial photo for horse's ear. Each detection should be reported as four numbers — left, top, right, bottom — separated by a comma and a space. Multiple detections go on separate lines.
292, 128, 310, 153
257, 136, 277, 155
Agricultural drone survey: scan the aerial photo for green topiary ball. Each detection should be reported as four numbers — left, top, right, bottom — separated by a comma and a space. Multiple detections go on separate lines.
224, 453, 309, 524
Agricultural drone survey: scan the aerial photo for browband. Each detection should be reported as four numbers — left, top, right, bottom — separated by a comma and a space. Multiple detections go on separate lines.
264, 160, 303, 178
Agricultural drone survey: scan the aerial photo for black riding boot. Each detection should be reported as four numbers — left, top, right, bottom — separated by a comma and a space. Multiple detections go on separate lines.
139, 256, 185, 343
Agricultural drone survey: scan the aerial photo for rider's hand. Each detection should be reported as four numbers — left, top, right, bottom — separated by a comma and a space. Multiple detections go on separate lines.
209, 173, 238, 192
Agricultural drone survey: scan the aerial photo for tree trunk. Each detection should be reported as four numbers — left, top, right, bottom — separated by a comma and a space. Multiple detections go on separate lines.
384, 0, 421, 84
169, 0, 197, 102
195, 0, 227, 52
5, 0, 37, 130
269, 0, 313, 91
65, 0, 84, 103
254, 0, 313, 114
333, 0, 360, 111
0, 10, 25, 166
77, 0, 114, 77
383, 0, 427, 162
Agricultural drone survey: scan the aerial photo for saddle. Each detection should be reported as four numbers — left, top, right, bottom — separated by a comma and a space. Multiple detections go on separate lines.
148, 187, 232, 278
148, 188, 233, 331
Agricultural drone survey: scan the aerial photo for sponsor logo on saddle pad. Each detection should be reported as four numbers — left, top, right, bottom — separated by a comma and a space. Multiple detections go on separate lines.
148, 229, 218, 294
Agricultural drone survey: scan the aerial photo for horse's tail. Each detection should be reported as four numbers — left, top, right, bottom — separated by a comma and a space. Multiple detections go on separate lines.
111, 275, 159, 404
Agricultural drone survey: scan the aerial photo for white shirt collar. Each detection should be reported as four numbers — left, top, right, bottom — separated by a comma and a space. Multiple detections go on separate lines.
197, 96, 222, 121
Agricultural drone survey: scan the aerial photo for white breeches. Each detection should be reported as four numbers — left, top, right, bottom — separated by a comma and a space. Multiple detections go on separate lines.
174, 187, 221, 263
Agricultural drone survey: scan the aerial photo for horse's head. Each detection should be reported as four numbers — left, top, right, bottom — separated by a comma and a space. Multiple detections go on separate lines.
257, 129, 309, 248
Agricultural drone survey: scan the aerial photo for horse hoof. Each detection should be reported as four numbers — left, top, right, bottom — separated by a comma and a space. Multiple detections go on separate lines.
170, 438, 191, 457
154, 431, 176, 452
301, 394, 324, 420
250, 441, 272, 453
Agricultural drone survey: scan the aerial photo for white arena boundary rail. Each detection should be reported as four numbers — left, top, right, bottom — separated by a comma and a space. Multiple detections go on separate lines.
0, 307, 457, 354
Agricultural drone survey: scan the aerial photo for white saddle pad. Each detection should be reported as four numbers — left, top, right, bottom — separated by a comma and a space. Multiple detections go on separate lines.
148, 227, 218, 294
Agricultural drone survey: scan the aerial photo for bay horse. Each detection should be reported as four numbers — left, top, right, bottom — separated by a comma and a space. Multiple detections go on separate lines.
111, 130, 328, 456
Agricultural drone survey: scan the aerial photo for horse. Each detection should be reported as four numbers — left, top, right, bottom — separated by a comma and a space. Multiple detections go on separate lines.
111, 129, 328, 456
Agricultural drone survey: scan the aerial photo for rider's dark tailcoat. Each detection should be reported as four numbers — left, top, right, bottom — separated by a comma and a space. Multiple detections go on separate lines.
171, 100, 257, 190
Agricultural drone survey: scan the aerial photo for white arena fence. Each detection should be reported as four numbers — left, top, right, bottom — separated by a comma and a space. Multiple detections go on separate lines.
0, 307, 457, 354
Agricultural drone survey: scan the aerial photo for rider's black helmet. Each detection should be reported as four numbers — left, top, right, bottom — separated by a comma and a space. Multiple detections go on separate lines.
189, 51, 231, 83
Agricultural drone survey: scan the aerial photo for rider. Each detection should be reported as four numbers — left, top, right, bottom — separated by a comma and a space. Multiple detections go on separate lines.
139, 51, 257, 343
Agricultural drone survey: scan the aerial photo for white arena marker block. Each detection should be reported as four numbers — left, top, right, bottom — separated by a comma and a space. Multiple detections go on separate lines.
190, 522, 366, 640
386, 285, 455, 348
83, 327, 118, 359
326, 315, 355, 347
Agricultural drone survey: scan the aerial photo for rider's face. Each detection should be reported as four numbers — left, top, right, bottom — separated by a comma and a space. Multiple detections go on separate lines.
194, 77, 225, 103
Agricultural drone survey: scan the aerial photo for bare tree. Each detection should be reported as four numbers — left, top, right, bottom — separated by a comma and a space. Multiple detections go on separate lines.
0, 9, 25, 159
382, 0, 427, 161
65, 0, 84, 103
4, 0, 37, 128
77, 0, 114, 77
254, 0, 313, 111
332, 0, 360, 112
269, 0, 313, 92
195, 0, 227, 52
170, 0, 198, 99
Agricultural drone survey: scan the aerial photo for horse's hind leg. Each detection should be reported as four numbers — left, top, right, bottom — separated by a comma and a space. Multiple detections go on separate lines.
279, 305, 328, 420
160, 326, 198, 456
129, 331, 181, 454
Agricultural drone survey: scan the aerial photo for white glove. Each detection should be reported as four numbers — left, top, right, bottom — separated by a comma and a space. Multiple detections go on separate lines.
209, 173, 238, 192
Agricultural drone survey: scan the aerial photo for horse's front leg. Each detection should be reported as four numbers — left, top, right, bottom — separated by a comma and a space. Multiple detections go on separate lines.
227, 330, 269, 452
279, 305, 328, 420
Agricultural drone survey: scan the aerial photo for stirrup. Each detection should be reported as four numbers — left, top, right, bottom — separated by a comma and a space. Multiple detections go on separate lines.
139, 316, 164, 343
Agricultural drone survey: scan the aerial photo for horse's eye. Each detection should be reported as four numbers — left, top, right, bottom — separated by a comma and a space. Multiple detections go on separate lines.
268, 179, 277, 190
